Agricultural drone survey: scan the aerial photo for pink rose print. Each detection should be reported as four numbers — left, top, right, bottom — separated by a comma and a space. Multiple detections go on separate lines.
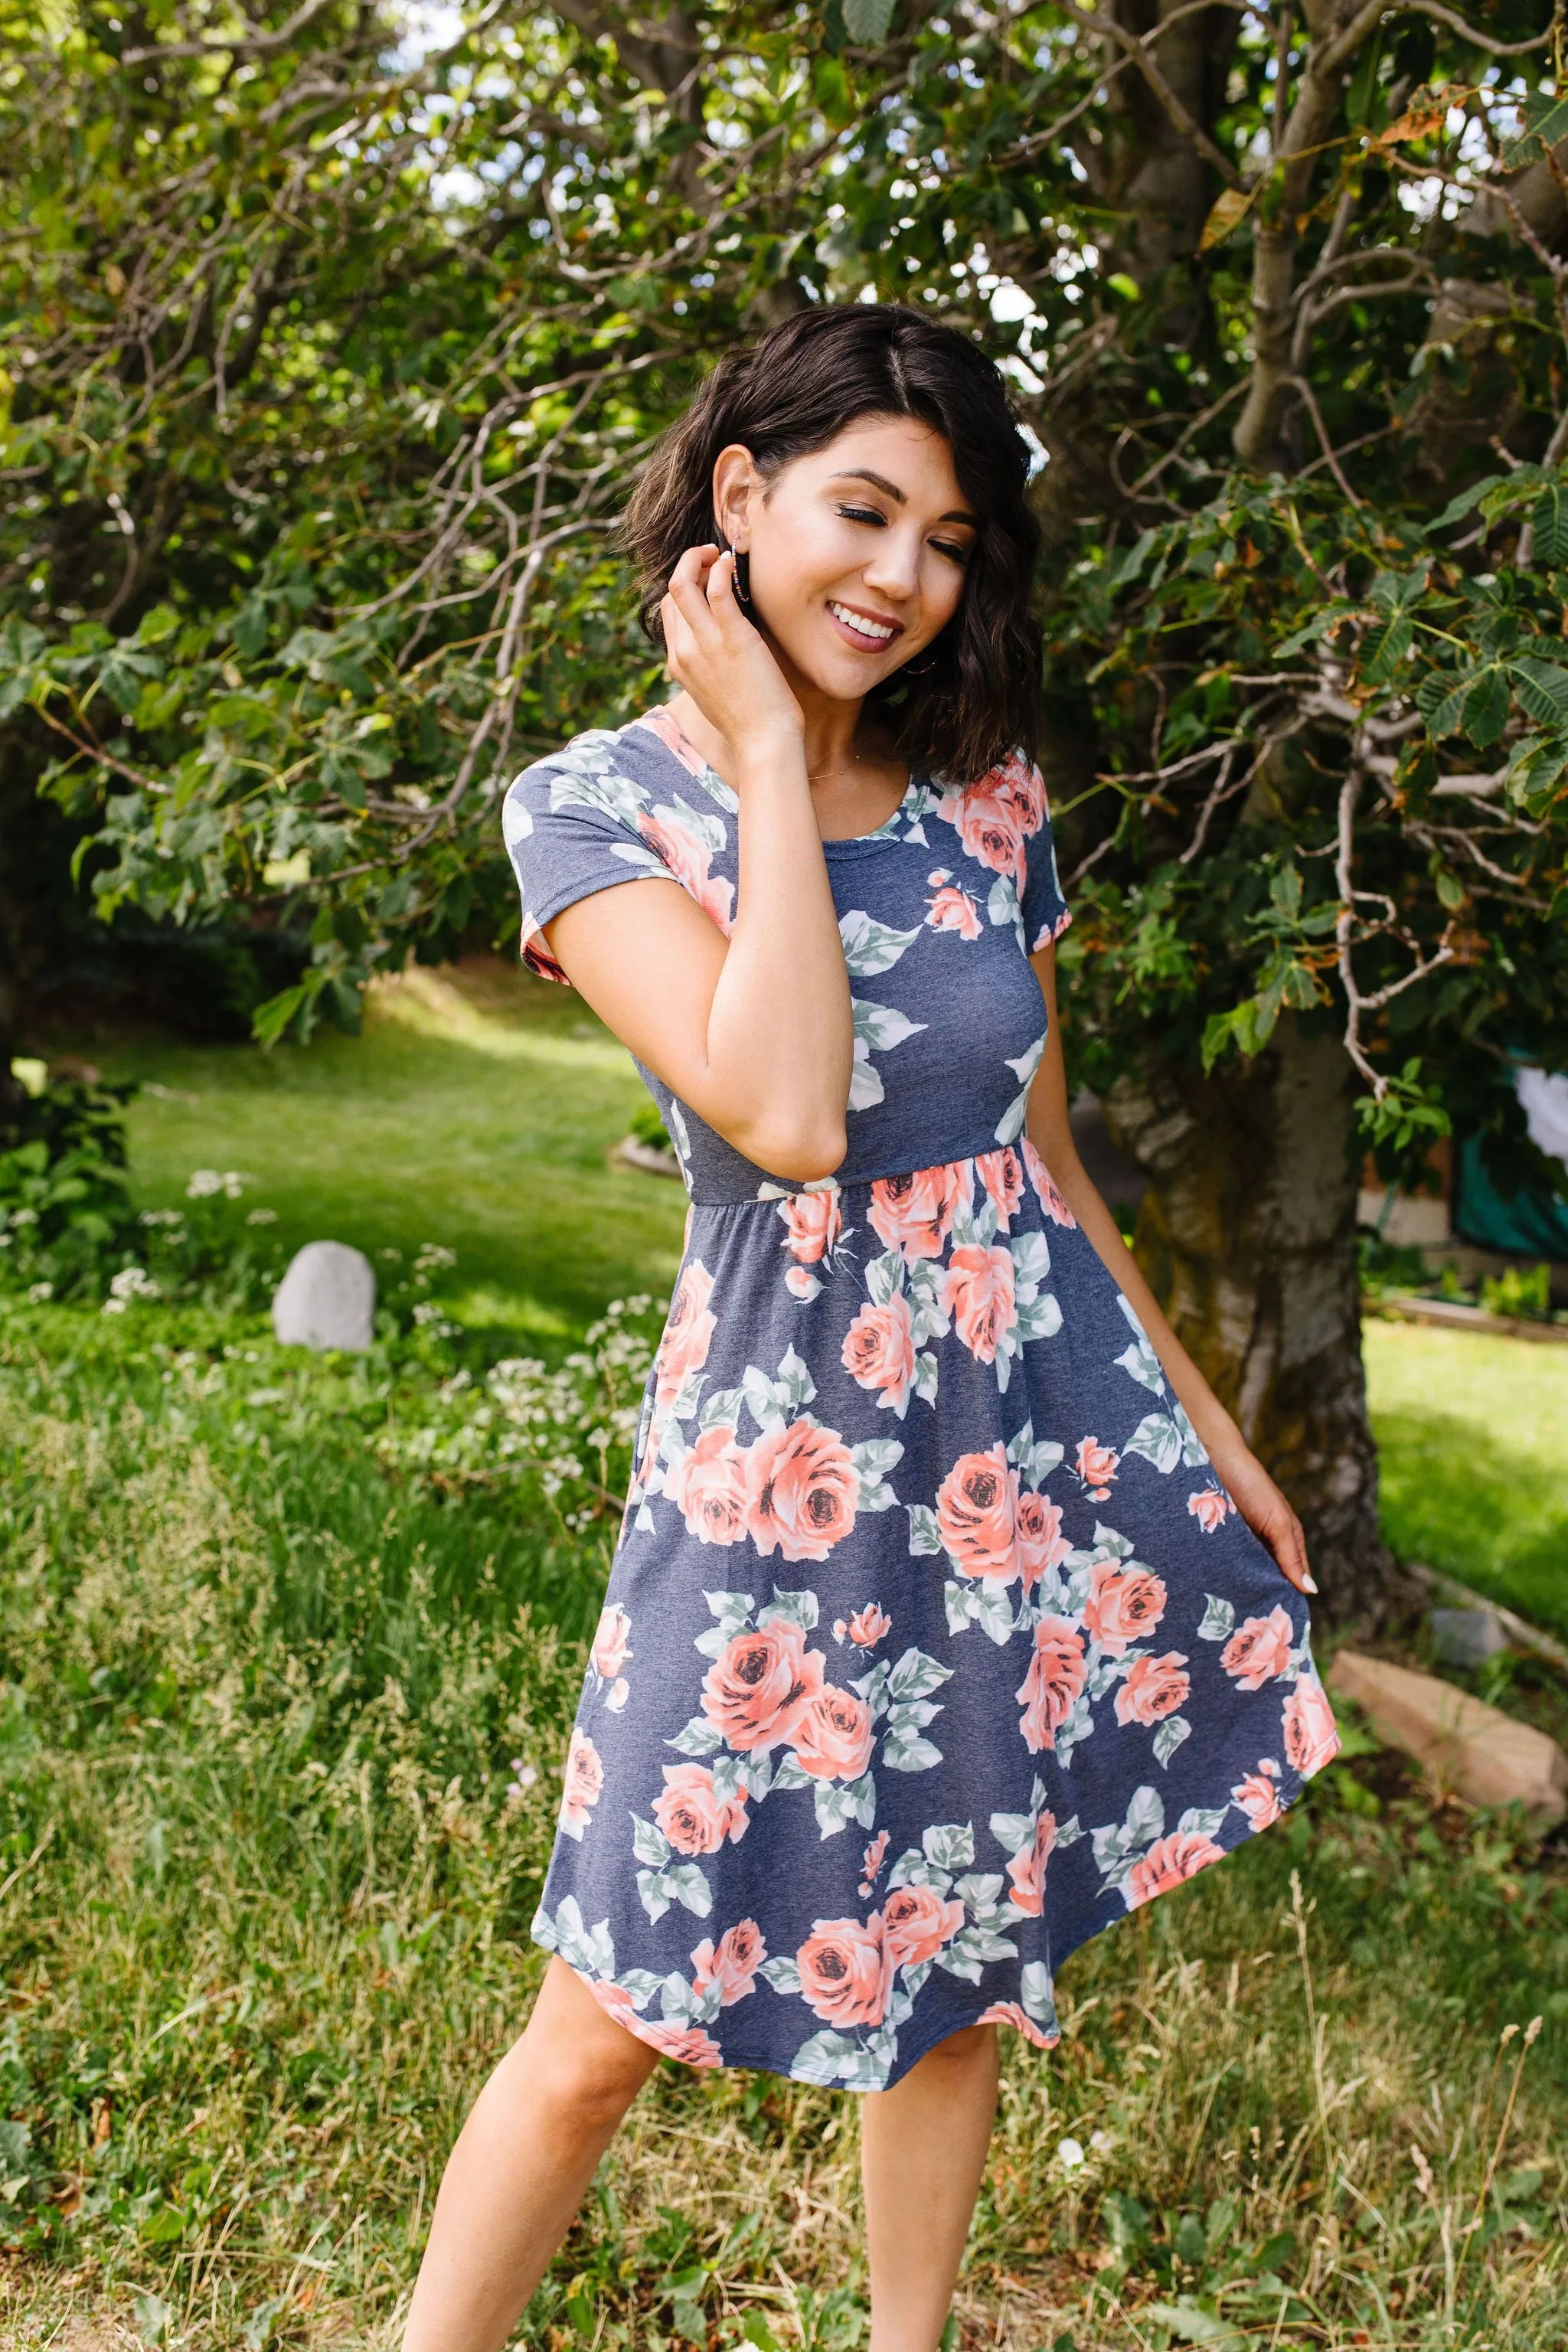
1073, 1435, 1119, 1501
791, 1685, 875, 1782
835, 1602, 892, 1649
975, 1146, 1024, 1221
652, 1762, 750, 1856
1015, 1491, 1071, 1597
795, 1914, 892, 2029
745, 1421, 861, 1563
589, 1978, 640, 2031
1114, 1651, 1191, 1727
1123, 1828, 1227, 1909
858, 1829, 890, 1900
637, 807, 734, 936
937, 782, 1026, 882
632, 2015, 725, 2068
654, 1260, 717, 1413
666, 1424, 750, 1547
1220, 1606, 1295, 1691
1187, 1484, 1236, 1534
944, 1243, 1017, 1366
841, 1292, 916, 1415
925, 871, 983, 939
976, 2000, 1058, 2049
701, 1619, 826, 1753
559, 1726, 604, 1836
882, 1883, 965, 1968
637, 704, 708, 777
936, 1442, 1020, 1584
1021, 1139, 1077, 1227
784, 1267, 820, 1300
1004, 1810, 1057, 1916
519, 910, 570, 986
1016, 1616, 1087, 1753
992, 749, 1047, 830
590, 1602, 632, 1683
691, 1919, 766, 2006
1282, 1674, 1340, 1778
1082, 1560, 1168, 1658
867, 1159, 970, 1260
779, 1189, 843, 1265
1230, 1758, 1285, 1832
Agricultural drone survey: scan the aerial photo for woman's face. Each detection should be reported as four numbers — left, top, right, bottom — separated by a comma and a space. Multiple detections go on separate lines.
714, 414, 977, 703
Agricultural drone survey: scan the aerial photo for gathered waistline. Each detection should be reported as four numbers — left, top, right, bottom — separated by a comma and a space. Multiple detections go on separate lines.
681, 1135, 1052, 1212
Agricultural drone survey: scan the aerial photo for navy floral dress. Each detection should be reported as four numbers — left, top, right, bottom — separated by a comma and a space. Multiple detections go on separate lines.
501, 708, 1338, 2092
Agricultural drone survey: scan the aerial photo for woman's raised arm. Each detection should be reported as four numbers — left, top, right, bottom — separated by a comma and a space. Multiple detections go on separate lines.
544, 546, 854, 1183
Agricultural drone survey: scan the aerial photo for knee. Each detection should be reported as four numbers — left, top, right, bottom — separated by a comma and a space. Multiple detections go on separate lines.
522, 2021, 655, 2130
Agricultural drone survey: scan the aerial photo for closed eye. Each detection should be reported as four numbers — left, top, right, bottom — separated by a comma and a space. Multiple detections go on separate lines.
838, 505, 970, 567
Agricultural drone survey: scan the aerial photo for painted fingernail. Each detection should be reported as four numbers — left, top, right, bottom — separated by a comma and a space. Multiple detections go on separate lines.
1302, 1573, 1318, 1594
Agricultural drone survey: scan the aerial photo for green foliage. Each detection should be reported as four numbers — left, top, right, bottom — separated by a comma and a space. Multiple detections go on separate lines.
1481, 1259, 1553, 1322
2, 0, 1566, 1184
0, 1072, 139, 1296
0, 1073, 291, 1307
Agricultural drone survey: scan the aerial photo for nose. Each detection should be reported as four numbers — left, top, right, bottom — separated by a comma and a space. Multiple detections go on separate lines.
858, 521, 923, 606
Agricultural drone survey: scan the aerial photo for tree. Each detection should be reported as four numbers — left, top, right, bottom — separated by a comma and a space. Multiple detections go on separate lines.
4, 0, 1566, 1611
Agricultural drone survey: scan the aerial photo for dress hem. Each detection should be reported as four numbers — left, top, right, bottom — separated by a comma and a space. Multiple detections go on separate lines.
534, 1759, 1318, 2093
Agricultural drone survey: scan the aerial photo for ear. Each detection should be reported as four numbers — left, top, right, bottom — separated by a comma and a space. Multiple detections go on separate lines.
711, 444, 760, 551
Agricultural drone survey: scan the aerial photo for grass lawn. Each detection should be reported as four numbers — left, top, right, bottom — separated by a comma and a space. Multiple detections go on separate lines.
70, 958, 689, 1351
1364, 1321, 1568, 1640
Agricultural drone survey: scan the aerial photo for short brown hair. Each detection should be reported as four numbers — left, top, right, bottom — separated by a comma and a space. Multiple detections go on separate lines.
623, 304, 1042, 785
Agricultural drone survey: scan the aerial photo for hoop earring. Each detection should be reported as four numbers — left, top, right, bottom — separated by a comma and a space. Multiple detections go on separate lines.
732, 548, 753, 612
903, 639, 942, 677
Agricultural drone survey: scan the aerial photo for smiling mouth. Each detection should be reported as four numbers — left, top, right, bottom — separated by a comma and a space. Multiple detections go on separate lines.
828, 599, 902, 647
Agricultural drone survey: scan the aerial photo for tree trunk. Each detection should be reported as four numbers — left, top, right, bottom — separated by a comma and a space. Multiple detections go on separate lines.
1101, 1014, 1406, 1624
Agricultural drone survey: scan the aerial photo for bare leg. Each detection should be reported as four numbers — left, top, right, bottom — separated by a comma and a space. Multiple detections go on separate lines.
402, 1955, 659, 2352
861, 2023, 1000, 2352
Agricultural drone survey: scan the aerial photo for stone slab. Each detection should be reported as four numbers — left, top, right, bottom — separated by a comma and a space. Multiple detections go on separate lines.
271, 1240, 376, 1353
1427, 1607, 1511, 1668
1329, 1650, 1568, 1825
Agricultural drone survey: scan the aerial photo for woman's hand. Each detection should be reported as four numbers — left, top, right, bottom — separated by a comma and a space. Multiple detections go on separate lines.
1206, 1439, 1316, 1596
660, 544, 805, 763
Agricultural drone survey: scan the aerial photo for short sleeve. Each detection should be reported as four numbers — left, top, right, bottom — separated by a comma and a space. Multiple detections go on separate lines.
501, 730, 683, 983
1012, 756, 1071, 954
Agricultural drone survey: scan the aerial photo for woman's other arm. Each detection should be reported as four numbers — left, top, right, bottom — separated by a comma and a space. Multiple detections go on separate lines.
1024, 946, 1315, 1595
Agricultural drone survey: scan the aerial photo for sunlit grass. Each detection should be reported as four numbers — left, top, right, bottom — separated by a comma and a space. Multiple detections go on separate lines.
61, 957, 688, 1351
1364, 1321, 1568, 1638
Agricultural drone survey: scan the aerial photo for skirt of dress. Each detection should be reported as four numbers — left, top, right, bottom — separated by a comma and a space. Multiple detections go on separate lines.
531, 1142, 1340, 2092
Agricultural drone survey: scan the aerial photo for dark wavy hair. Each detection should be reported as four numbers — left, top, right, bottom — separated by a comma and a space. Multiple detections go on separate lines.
623, 305, 1042, 785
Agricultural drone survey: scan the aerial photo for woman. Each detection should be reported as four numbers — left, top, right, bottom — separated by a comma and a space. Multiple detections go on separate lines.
404, 304, 1338, 2352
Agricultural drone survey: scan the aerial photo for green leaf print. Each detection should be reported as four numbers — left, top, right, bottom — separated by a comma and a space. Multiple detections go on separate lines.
838, 908, 923, 975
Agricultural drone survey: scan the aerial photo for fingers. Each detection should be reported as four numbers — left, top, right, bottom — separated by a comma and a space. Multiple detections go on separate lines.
705, 548, 740, 612
1275, 1512, 1317, 1597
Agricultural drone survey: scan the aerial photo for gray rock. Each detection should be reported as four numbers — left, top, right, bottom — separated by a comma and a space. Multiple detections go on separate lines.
1427, 1606, 1511, 1669
272, 1240, 376, 1353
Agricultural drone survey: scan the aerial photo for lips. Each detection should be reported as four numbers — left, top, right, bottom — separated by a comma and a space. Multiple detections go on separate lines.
828, 599, 903, 648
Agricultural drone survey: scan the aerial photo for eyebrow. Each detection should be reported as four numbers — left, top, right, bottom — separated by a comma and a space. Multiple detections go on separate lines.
826, 468, 979, 528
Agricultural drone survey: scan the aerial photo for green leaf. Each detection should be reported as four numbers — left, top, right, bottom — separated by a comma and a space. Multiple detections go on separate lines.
1460, 666, 1511, 747
842, 0, 895, 39
1432, 473, 1505, 531
1530, 485, 1568, 567
1142, 2306, 1244, 2347
1510, 657, 1568, 729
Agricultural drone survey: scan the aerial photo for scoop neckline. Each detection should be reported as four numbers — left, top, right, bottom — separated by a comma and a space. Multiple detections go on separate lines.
631, 709, 921, 851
